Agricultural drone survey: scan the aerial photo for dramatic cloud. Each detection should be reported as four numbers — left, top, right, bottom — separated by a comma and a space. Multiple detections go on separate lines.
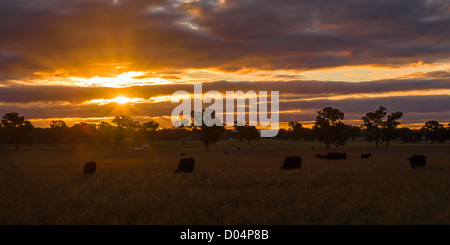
1, 0, 449, 79
0, 0, 449, 127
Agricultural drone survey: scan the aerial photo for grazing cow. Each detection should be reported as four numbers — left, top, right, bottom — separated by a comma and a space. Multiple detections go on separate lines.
280, 156, 302, 170
174, 157, 195, 174
408, 155, 426, 169
180, 153, 186, 156
311, 147, 314, 150
361, 153, 371, 159
83, 161, 96, 175
237, 147, 241, 150
326, 152, 347, 160
225, 151, 228, 154
270, 150, 273, 152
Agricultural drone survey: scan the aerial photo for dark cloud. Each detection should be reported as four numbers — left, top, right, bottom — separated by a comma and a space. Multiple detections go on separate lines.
1, 78, 449, 103
1, 0, 450, 78
0, 78, 449, 125
1, 93, 448, 126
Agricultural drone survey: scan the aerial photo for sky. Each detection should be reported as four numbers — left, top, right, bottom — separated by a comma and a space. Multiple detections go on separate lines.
0, 0, 449, 129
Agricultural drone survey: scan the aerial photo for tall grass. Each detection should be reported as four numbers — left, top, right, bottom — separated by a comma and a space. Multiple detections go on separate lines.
0, 141, 449, 224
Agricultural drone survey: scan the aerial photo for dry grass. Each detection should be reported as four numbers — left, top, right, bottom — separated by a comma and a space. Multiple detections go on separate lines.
0, 140, 449, 224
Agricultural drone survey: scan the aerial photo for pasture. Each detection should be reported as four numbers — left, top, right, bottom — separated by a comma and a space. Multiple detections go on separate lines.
0, 140, 449, 225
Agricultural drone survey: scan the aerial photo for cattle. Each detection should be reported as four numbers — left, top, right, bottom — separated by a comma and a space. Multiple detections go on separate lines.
408, 155, 426, 169
237, 147, 241, 150
174, 157, 195, 174
361, 153, 371, 159
270, 150, 273, 153
326, 152, 347, 160
133, 147, 144, 151
311, 147, 314, 150
225, 151, 228, 154
83, 161, 96, 175
180, 153, 186, 156
316, 152, 347, 160
280, 156, 302, 170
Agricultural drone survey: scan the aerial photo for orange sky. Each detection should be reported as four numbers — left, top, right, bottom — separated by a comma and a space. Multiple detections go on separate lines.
0, 0, 449, 128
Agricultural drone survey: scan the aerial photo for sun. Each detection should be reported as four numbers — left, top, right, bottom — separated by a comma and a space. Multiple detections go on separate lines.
114, 96, 131, 104
86, 96, 148, 105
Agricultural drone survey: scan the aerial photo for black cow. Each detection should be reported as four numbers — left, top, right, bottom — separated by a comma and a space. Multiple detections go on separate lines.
361, 153, 371, 159
326, 152, 347, 160
237, 147, 241, 150
174, 157, 195, 174
225, 151, 228, 155
83, 161, 96, 175
408, 155, 426, 169
280, 156, 302, 170
180, 153, 186, 156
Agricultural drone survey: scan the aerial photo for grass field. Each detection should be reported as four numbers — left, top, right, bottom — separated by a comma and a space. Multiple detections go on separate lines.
1, 140, 449, 225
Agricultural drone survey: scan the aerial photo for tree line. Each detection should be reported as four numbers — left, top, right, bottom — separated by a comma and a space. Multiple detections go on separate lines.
1, 106, 449, 151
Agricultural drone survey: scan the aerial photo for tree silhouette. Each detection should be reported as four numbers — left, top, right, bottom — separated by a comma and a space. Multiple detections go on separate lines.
142, 120, 160, 143
49, 120, 68, 143
112, 115, 135, 145
234, 121, 259, 145
192, 109, 225, 151
361, 106, 386, 147
288, 121, 303, 142
332, 121, 350, 147
69, 122, 97, 142
381, 111, 403, 146
313, 107, 345, 149
347, 125, 361, 142
1, 112, 34, 150
421, 120, 446, 143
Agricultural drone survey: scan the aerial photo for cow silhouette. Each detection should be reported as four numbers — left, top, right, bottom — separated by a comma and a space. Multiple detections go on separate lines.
361, 153, 371, 159
408, 155, 426, 169
280, 156, 302, 170
326, 152, 347, 160
174, 157, 195, 174
83, 161, 96, 175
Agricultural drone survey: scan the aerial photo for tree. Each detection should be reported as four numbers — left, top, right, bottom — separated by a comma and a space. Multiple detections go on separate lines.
0, 124, 3, 145
49, 120, 68, 143
313, 107, 345, 149
234, 121, 260, 145
192, 109, 225, 151
421, 120, 446, 143
97, 122, 114, 143
347, 125, 361, 142
381, 111, 403, 147
111, 115, 135, 145
275, 128, 289, 141
1, 112, 34, 150
69, 122, 97, 143
361, 106, 386, 147
142, 120, 159, 143
332, 122, 350, 147
288, 121, 303, 141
